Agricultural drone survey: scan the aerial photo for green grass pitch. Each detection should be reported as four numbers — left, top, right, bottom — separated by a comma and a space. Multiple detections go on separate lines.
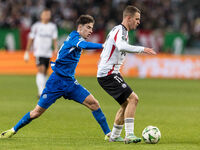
0, 75, 199, 150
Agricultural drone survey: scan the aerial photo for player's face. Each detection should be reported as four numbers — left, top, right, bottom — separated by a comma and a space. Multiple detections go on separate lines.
128, 12, 140, 30
40, 10, 51, 23
79, 23, 94, 39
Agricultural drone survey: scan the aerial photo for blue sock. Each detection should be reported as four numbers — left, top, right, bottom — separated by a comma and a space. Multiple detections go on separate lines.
92, 108, 111, 135
13, 112, 33, 132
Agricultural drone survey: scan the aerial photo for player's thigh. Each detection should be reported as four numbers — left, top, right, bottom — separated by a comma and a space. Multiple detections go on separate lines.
97, 74, 133, 105
38, 90, 63, 109
65, 82, 90, 104
38, 73, 64, 109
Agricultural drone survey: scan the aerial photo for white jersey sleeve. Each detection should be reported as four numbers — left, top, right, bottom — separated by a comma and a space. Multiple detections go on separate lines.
116, 37, 144, 53
29, 23, 37, 39
97, 24, 144, 77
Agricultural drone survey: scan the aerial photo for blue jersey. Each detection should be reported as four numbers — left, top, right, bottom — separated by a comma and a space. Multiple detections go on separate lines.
51, 31, 102, 78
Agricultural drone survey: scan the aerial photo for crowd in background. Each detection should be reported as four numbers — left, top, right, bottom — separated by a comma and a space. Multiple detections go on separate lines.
0, 0, 200, 49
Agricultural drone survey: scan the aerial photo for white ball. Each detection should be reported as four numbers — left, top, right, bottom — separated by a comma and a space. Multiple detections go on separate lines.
142, 125, 161, 144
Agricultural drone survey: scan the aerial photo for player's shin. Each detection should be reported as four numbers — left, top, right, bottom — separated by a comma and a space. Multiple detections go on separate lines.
13, 112, 33, 132
92, 108, 111, 135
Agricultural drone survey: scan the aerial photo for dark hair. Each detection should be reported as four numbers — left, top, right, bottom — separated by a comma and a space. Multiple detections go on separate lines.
123, 6, 141, 18
40, 8, 51, 16
76, 15, 95, 26
42, 8, 51, 12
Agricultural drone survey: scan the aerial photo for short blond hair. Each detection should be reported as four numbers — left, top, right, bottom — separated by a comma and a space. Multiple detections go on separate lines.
123, 6, 141, 19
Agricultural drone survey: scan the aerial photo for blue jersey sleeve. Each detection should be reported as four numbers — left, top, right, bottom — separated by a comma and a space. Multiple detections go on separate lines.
71, 37, 103, 49
79, 41, 103, 49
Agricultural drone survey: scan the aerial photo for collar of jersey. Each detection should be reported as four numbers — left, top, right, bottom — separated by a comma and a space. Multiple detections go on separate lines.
121, 24, 128, 31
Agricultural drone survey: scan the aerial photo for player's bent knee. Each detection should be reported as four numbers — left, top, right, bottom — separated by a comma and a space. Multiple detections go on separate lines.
30, 111, 41, 119
93, 102, 100, 110
83, 94, 100, 111
127, 93, 139, 105
90, 100, 100, 111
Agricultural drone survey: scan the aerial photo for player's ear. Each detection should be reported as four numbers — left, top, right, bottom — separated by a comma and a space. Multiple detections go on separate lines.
127, 15, 132, 22
77, 24, 82, 31
77, 24, 81, 30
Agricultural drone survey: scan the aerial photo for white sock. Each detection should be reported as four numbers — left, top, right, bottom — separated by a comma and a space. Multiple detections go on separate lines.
11, 127, 16, 133
36, 73, 46, 96
125, 118, 134, 137
111, 124, 123, 138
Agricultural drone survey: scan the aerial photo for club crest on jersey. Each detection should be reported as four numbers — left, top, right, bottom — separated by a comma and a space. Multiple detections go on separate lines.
122, 36, 126, 41
42, 94, 47, 99
74, 80, 79, 85
122, 83, 127, 88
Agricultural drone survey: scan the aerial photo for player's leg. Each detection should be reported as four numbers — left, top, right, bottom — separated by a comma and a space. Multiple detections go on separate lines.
97, 74, 141, 143
82, 94, 111, 136
114, 101, 127, 125
14, 105, 46, 132
97, 74, 129, 142
124, 92, 141, 144
0, 72, 63, 138
66, 81, 111, 137
109, 101, 127, 142
36, 64, 46, 97
0, 105, 46, 138
36, 57, 50, 97
111, 92, 141, 144
124, 92, 138, 119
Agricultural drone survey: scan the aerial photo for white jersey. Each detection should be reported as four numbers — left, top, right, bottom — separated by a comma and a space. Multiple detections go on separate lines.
97, 24, 144, 77
29, 21, 58, 58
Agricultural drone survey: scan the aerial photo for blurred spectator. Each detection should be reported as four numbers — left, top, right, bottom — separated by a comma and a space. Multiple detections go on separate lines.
0, 0, 200, 50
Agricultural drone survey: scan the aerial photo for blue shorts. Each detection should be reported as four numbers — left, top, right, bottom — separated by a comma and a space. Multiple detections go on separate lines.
38, 72, 90, 109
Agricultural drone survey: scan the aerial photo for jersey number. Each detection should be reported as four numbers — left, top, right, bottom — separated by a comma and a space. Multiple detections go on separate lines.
114, 76, 123, 83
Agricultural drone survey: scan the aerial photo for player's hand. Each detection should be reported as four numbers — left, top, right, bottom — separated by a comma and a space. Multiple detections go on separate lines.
143, 48, 157, 55
102, 43, 105, 48
24, 51, 29, 62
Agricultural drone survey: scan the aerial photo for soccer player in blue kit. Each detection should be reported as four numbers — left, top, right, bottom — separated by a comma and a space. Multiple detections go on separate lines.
0, 15, 111, 139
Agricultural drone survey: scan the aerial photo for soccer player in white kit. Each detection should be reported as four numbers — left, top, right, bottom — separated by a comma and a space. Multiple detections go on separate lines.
24, 8, 58, 97
97, 6, 156, 144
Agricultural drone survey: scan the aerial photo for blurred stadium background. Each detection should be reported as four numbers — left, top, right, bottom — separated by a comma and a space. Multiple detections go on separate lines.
0, 0, 200, 78
1, 0, 200, 51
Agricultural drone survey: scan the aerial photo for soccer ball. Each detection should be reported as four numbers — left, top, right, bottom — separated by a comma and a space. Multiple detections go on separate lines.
142, 126, 161, 144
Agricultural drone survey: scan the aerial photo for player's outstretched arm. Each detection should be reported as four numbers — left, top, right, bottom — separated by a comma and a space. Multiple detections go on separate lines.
71, 37, 103, 50
116, 40, 156, 55
78, 41, 103, 50
117, 40, 144, 53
